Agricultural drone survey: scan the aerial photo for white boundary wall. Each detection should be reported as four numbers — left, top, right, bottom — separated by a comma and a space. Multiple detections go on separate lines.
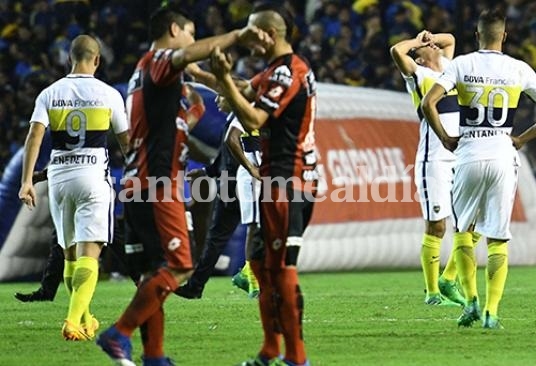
299, 84, 536, 271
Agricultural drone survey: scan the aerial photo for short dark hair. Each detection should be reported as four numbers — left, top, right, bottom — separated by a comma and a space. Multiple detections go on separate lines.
477, 7, 506, 43
478, 7, 506, 28
252, 2, 294, 42
149, 2, 193, 41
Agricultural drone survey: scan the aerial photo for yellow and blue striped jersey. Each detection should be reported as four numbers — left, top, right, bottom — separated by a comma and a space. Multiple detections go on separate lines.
436, 50, 536, 164
403, 57, 459, 162
30, 74, 128, 182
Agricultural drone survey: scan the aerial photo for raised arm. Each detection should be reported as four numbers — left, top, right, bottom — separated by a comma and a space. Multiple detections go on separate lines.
172, 26, 272, 71
390, 31, 427, 76
429, 32, 456, 60
211, 48, 269, 131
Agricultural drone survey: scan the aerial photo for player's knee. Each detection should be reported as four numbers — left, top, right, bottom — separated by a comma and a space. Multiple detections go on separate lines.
453, 232, 473, 249
284, 236, 303, 266
487, 240, 508, 256
425, 219, 446, 238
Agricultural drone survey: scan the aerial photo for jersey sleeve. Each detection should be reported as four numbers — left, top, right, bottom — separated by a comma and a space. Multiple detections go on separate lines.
109, 88, 129, 134
29, 89, 50, 127
149, 49, 182, 86
436, 58, 458, 92
519, 61, 536, 101
228, 115, 245, 134
256, 64, 301, 118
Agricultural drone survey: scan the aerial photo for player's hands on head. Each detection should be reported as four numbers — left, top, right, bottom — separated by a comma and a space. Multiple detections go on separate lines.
19, 182, 37, 209
237, 25, 273, 54
416, 30, 438, 49
210, 47, 233, 79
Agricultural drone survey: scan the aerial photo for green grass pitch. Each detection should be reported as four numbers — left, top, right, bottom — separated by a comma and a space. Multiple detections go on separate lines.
1, 267, 535, 365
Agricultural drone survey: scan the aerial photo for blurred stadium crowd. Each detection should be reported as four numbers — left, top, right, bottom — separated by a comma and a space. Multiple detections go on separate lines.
2, 0, 536, 175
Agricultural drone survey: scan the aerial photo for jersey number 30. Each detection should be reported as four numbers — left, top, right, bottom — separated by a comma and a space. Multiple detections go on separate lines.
65, 110, 87, 149
466, 85, 509, 127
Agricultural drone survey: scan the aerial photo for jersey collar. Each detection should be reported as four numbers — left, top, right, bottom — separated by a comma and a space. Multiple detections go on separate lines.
478, 49, 503, 55
66, 73, 95, 78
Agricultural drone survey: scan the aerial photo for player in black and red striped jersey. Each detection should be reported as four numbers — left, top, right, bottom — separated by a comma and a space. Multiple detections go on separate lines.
212, 4, 317, 366
96, 3, 273, 365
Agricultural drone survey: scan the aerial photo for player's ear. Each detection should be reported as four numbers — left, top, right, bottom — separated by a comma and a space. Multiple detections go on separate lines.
170, 22, 180, 38
94, 54, 100, 68
502, 32, 507, 43
475, 31, 480, 43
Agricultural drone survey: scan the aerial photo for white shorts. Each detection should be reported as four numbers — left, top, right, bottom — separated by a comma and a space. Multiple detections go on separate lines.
236, 153, 261, 225
48, 174, 114, 248
414, 160, 454, 221
452, 160, 518, 240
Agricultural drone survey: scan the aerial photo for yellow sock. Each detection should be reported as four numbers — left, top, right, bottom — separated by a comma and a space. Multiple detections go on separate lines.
421, 234, 441, 294
485, 241, 508, 316
63, 260, 76, 295
66, 256, 99, 326
453, 232, 478, 300
472, 232, 482, 246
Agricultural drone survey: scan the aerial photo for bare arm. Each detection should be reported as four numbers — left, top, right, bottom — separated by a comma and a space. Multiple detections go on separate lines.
512, 124, 536, 150
115, 131, 130, 157
430, 33, 456, 60
19, 122, 46, 207
211, 48, 269, 131
172, 26, 273, 70
390, 37, 421, 76
422, 83, 459, 151
185, 63, 219, 91
225, 126, 260, 180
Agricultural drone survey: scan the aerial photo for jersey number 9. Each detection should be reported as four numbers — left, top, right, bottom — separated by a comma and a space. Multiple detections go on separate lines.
65, 110, 87, 149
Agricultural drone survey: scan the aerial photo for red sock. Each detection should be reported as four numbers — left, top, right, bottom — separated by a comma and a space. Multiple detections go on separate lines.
274, 267, 306, 364
116, 268, 177, 336
140, 306, 165, 358
251, 260, 281, 359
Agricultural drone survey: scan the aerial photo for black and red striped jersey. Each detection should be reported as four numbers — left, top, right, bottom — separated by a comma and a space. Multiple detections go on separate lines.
124, 49, 189, 192
251, 53, 318, 191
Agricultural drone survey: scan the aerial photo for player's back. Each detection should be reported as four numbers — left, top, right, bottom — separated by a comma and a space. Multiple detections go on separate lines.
449, 50, 535, 164
36, 75, 124, 182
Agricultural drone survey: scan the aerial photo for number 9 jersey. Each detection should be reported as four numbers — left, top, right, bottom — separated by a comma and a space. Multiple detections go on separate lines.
30, 74, 128, 183
435, 50, 536, 165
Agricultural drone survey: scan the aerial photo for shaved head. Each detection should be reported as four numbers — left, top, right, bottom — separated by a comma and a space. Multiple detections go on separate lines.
477, 8, 506, 44
250, 10, 287, 40
70, 35, 100, 63
251, 3, 294, 42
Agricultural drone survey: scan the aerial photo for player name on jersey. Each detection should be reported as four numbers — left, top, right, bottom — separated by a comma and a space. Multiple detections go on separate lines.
51, 154, 99, 165
462, 128, 510, 138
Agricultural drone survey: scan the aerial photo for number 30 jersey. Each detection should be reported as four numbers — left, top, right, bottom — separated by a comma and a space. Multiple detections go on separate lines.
30, 74, 128, 182
436, 50, 536, 164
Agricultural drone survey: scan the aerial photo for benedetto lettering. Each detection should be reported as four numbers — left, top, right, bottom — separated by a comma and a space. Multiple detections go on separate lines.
51, 155, 98, 164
